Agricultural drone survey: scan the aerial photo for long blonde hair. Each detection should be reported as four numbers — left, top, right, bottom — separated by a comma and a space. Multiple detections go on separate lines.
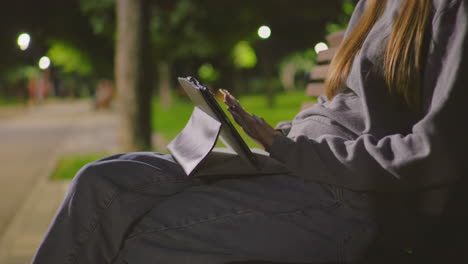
325, 0, 431, 111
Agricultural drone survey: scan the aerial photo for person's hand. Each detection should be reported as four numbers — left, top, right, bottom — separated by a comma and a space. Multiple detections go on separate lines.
220, 89, 282, 149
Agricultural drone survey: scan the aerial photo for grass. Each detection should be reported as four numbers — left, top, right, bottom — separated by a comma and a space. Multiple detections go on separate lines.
152, 97, 195, 141
152, 89, 316, 148
50, 153, 112, 180
0, 96, 23, 106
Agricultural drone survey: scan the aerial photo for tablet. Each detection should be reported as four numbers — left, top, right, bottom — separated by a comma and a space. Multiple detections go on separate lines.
177, 77, 258, 167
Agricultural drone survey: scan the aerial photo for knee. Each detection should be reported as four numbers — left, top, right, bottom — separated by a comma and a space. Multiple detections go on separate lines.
57, 161, 120, 218
72, 152, 124, 189
66, 161, 122, 210
71, 161, 109, 193
70, 153, 186, 194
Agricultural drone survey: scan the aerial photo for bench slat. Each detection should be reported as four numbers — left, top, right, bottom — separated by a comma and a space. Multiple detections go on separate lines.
306, 83, 326, 97
309, 65, 329, 81
326, 31, 345, 48
316, 47, 338, 64
303, 30, 344, 108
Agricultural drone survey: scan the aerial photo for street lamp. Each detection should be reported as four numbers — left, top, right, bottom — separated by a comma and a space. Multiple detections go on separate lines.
257, 25, 271, 39
17, 33, 31, 51
38, 56, 51, 70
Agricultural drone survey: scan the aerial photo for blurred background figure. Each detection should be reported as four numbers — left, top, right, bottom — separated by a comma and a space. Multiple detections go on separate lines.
95, 79, 114, 109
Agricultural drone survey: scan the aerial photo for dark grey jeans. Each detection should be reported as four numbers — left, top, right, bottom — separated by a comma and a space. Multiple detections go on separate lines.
32, 152, 377, 264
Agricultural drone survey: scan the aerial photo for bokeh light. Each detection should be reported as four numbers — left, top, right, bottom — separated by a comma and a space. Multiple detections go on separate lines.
232, 41, 257, 69
314, 42, 329, 54
257, 25, 271, 39
198, 63, 219, 82
39, 56, 51, 70
17, 33, 31, 51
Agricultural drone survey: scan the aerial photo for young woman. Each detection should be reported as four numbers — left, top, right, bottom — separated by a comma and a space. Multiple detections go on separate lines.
33, 0, 467, 263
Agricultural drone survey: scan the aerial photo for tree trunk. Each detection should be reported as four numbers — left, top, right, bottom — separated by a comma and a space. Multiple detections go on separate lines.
157, 60, 172, 109
115, 0, 152, 151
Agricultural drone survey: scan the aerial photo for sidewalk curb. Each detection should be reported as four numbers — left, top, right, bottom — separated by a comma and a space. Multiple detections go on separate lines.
0, 146, 67, 263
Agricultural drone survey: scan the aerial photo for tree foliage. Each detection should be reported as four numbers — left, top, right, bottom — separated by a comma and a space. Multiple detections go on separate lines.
326, 0, 356, 34
80, 0, 116, 37
47, 41, 93, 75
0, 0, 352, 98
232, 41, 258, 69
149, 0, 216, 60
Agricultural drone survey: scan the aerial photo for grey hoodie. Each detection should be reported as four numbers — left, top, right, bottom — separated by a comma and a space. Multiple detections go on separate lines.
270, 0, 468, 193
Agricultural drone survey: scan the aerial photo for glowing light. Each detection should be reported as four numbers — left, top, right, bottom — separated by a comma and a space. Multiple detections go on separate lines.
257, 25, 271, 39
39, 56, 51, 70
17, 33, 31, 51
198, 63, 219, 82
314, 42, 329, 54
232, 41, 257, 69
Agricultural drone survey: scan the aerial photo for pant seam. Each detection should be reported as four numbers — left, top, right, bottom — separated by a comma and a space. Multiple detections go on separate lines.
128, 200, 345, 241
67, 178, 194, 264
66, 187, 121, 264
127, 209, 256, 239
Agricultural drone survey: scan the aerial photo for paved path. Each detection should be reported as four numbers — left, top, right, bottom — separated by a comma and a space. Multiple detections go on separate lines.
0, 100, 119, 263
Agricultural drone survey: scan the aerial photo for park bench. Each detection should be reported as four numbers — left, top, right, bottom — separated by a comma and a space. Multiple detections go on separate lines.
301, 30, 468, 264
302, 30, 345, 110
